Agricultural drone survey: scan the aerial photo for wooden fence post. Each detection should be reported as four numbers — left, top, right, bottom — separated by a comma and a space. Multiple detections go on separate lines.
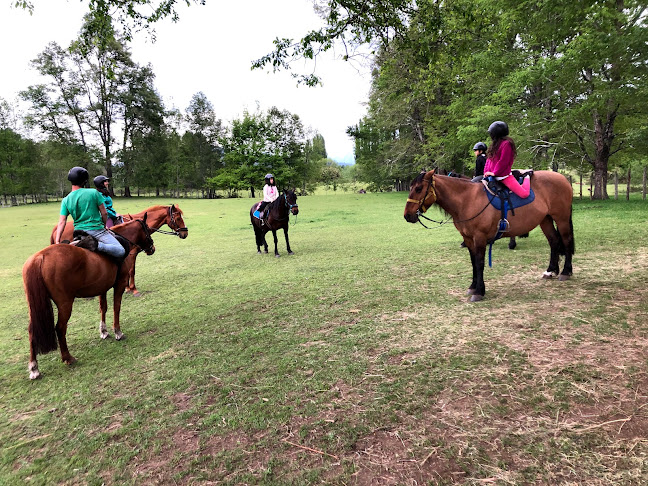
614, 172, 618, 200
627, 167, 631, 201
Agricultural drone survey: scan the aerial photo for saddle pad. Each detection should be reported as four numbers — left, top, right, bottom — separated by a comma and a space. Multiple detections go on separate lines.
484, 177, 536, 210
253, 210, 262, 219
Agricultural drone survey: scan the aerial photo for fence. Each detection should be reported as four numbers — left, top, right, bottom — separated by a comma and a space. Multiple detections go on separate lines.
571, 167, 647, 200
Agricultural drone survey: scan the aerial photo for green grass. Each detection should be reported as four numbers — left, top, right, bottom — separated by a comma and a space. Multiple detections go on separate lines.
1, 193, 648, 484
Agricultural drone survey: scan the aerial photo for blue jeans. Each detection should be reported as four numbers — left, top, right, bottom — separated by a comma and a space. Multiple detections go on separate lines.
86, 229, 126, 259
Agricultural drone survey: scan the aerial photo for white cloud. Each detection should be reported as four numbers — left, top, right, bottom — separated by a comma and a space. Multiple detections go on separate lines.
0, 0, 371, 163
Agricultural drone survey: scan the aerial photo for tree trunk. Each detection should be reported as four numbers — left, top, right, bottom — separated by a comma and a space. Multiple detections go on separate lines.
250, 186, 255, 199
124, 185, 132, 197
591, 106, 618, 200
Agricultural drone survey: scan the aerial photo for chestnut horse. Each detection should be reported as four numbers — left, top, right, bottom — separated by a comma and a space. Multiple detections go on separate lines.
404, 170, 574, 301
24, 216, 155, 379
250, 190, 299, 256
51, 204, 188, 296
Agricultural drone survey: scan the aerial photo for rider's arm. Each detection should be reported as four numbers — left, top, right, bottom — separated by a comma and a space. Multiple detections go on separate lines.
54, 215, 67, 244
99, 203, 108, 226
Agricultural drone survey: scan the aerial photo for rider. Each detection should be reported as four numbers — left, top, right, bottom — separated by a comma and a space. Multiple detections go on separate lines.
483, 121, 531, 198
258, 173, 278, 221
54, 166, 126, 260
472, 142, 487, 181
94, 175, 122, 228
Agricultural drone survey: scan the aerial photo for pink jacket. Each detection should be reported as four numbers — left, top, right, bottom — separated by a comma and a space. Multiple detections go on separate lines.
484, 139, 515, 177
263, 184, 278, 202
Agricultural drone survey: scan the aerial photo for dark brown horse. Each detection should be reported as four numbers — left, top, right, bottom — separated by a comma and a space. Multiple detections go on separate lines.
250, 190, 299, 257
404, 170, 574, 301
51, 204, 188, 296
24, 216, 155, 379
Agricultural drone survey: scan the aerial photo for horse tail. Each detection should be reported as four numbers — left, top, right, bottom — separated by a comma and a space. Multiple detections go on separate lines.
23, 255, 57, 355
568, 209, 575, 255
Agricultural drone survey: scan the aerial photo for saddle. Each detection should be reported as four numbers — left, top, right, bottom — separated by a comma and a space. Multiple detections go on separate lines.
252, 202, 267, 224
72, 229, 131, 264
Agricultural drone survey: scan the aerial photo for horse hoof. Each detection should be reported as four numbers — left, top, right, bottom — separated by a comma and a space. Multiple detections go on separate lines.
100, 331, 110, 340
257, 251, 262, 255
542, 271, 557, 279
470, 294, 484, 302
115, 332, 124, 341
558, 274, 571, 281
288, 251, 294, 255
275, 254, 280, 258
466, 289, 477, 295
64, 356, 77, 365
30, 370, 42, 380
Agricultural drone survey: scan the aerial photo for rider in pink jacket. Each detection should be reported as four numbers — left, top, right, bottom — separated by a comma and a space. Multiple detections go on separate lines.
483, 121, 530, 198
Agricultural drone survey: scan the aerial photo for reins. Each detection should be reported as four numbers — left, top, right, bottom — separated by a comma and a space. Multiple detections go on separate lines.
410, 174, 493, 229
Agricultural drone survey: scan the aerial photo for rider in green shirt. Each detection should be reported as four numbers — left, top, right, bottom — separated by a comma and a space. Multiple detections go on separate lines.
54, 167, 125, 259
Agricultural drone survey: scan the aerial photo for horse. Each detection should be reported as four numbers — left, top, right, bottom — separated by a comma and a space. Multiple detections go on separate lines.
51, 204, 188, 296
404, 170, 574, 302
24, 216, 155, 379
436, 169, 527, 250
250, 190, 299, 257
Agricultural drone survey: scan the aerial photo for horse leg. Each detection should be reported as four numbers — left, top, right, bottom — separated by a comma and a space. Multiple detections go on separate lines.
539, 216, 561, 279
283, 225, 294, 255
272, 229, 280, 257
127, 252, 141, 297
112, 286, 126, 341
467, 248, 478, 295
556, 213, 575, 281
253, 224, 262, 254
54, 301, 76, 365
468, 245, 487, 302
99, 293, 110, 339
508, 237, 516, 250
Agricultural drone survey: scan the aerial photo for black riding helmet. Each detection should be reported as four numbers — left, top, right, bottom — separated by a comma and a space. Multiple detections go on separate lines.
473, 142, 487, 152
67, 166, 89, 186
94, 175, 109, 188
487, 121, 509, 140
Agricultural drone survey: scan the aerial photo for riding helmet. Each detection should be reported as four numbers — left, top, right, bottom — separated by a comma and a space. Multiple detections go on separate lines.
67, 166, 89, 186
473, 142, 487, 152
265, 173, 275, 185
487, 121, 509, 139
94, 175, 109, 188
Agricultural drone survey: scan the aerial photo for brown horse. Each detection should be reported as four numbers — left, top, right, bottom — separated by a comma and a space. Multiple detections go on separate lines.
24, 216, 155, 379
51, 204, 188, 296
250, 190, 299, 256
404, 170, 574, 301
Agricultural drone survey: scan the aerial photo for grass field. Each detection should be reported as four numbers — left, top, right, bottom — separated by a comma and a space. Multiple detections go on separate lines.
1, 191, 648, 485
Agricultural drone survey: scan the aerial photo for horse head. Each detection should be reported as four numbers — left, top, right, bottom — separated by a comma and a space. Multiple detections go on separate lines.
168, 204, 189, 239
404, 170, 436, 223
284, 189, 299, 216
115, 213, 156, 255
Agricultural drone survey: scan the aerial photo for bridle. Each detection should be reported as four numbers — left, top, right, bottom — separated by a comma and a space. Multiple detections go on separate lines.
407, 172, 492, 229
116, 219, 155, 254
150, 205, 188, 236
274, 193, 299, 221
407, 173, 437, 214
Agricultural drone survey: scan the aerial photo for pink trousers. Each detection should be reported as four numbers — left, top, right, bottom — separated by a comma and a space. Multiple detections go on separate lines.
501, 174, 531, 198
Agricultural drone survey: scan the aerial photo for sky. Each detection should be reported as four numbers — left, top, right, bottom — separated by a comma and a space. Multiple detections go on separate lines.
0, 0, 372, 164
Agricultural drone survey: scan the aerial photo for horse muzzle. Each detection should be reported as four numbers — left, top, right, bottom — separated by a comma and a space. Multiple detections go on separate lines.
291, 208, 299, 216
404, 212, 419, 223
178, 230, 188, 239
145, 245, 156, 255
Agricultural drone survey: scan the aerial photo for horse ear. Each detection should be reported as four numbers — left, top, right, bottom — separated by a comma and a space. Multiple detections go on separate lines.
143, 212, 148, 223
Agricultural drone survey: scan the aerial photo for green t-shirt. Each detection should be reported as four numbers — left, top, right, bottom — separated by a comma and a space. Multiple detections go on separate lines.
60, 188, 105, 231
